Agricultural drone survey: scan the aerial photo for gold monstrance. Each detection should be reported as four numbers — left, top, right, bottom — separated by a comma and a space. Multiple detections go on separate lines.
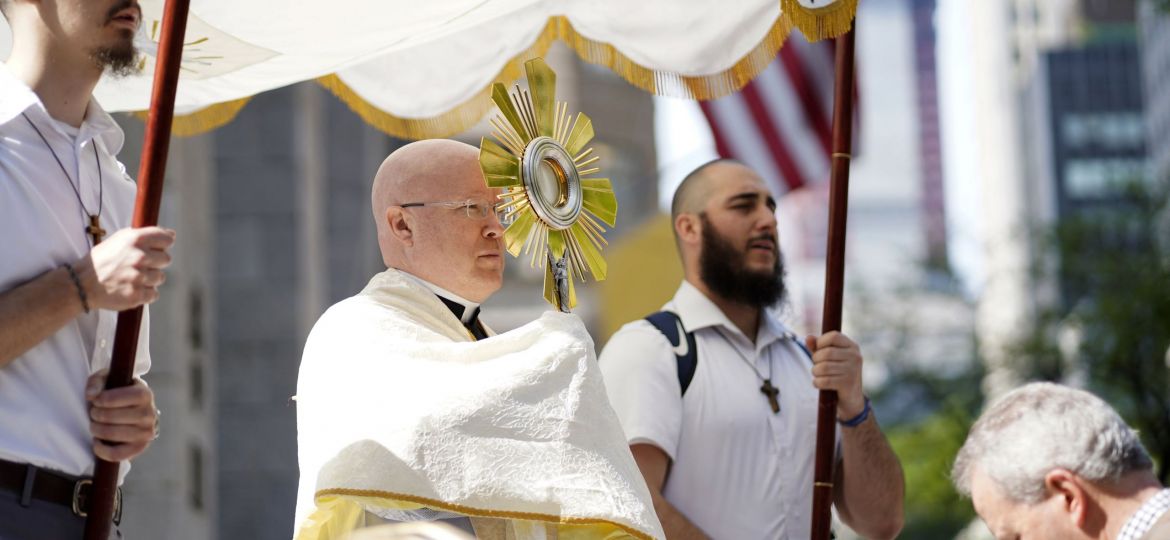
479, 58, 618, 312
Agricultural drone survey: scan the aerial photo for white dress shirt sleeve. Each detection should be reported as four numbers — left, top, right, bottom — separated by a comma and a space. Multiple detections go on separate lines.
134, 306, 152, 377
598, 321, 683, 461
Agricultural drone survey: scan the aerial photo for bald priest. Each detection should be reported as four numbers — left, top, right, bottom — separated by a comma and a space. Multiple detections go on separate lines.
292, 140, 664, 540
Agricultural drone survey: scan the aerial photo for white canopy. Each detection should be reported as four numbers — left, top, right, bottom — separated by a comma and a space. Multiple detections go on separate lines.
0, 0, 856, 137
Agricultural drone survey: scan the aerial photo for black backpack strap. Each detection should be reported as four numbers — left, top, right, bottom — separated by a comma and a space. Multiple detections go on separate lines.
644, 311, 698, 395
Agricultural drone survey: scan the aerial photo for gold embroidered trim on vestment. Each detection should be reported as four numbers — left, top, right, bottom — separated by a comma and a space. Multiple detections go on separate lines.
313, 488, 655, 540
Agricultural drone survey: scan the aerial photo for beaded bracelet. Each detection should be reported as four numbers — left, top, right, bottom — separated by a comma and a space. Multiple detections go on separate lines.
838, 397, 872, 428
63, 262, 91, 314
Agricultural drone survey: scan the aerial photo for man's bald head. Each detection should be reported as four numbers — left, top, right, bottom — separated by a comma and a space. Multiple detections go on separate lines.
371, 139, 480, 227
371, 139, 505, 301
372, 139, 480, 260
670, 159, 745, 225
669, 159, 784, 307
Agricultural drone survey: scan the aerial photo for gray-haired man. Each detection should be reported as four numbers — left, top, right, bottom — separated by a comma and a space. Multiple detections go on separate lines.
953, 382, 1169, 540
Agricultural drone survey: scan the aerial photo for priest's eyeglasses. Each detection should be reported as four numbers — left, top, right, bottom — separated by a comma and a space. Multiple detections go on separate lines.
399, 199, 513, 226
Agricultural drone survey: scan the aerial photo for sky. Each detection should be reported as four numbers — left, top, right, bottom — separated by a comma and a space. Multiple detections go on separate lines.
936, 0, 984, 296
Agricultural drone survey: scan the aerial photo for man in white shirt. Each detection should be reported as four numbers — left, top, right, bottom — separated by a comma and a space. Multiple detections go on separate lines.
599, 159, 905, 539
293, 139, 663, 540
953, 382, 1170, 540
0, 0, 175, 537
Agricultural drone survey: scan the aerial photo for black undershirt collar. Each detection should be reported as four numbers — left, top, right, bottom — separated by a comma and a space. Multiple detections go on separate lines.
436, 295, 481, 328
398, 271, 486, 339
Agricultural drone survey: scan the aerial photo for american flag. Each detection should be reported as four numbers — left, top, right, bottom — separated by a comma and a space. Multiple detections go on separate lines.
700, 34, 858, 196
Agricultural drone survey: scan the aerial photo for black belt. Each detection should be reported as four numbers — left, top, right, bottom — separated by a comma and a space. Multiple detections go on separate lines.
0, 458, 121, 524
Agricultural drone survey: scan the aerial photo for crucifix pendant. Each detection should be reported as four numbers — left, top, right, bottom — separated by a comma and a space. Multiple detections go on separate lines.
87, 214, 106, 245
760, 380, 780, 413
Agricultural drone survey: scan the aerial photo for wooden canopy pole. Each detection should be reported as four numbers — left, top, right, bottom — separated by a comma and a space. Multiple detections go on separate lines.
810, 25, 857, 540
83, 0, 191, 537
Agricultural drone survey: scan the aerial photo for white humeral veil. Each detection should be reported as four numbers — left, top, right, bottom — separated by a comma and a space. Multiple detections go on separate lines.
293, 268, 664, 540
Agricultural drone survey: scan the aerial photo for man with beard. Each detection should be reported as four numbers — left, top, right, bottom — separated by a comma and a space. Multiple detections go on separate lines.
599, 160, 904, 539
0, 0, 173, 537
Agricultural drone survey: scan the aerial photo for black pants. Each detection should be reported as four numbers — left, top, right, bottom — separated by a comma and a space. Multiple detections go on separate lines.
0, 488, 121, 540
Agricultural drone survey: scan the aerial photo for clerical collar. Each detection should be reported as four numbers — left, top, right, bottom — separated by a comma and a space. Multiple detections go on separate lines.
400, 272, 481, 325
436, 296, 481, 327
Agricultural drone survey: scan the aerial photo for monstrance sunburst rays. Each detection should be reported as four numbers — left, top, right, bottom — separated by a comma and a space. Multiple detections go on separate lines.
479, 58, 617, 311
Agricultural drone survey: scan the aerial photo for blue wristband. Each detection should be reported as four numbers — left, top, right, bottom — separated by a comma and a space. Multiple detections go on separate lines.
838, 397, 871, 428
63, 263, 90, 314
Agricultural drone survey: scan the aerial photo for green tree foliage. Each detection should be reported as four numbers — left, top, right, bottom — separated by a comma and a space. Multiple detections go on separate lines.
1010, 185, 1170, 483
844, 184, 1169, 537
846, 278, 982, 539
878, 362, 982, 538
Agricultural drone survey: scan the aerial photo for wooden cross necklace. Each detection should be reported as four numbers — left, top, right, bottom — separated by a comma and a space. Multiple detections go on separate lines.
21, 112, 106, 245
716, 328, 780, 413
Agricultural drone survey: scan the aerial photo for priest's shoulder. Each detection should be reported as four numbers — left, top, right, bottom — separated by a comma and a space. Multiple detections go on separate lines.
308, 294, 388, 333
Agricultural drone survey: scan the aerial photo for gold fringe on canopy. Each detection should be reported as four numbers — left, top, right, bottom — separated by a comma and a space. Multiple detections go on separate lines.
556, 15, 794, 101
132, 97, 252, 137
309, 14, 797, 140
142, 0, 857, 139
782, 0, 859, 42
315, 17, 561, 140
